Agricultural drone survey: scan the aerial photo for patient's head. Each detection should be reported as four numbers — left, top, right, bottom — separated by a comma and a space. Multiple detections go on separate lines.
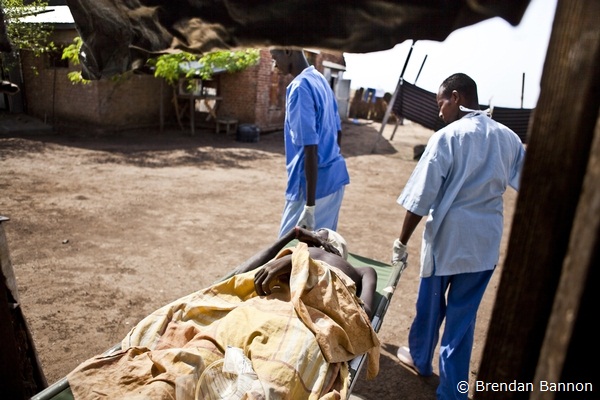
316, 228, 348, 260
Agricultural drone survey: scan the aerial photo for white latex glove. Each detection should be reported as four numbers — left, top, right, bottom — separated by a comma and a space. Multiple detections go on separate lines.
297, 205, 316, 231
392, 238, 407, 266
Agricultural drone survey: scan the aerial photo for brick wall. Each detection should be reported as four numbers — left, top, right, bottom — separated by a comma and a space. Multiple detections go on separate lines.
19, 34, 345, 134
219, 49, 286, 133
218, 49, 345, 133
20, 30, 173, 132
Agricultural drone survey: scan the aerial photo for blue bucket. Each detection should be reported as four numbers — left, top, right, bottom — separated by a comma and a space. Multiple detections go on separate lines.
236, 124, 260, 143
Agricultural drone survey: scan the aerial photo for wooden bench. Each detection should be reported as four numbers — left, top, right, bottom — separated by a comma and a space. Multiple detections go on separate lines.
215, 117, 239, 136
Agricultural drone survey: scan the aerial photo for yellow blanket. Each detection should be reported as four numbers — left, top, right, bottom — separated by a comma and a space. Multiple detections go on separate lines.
67, 243, 380, 399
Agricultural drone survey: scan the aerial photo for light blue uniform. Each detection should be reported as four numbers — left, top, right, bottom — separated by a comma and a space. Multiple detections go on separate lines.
278, 66, 349, 237
398, 111, 525, 399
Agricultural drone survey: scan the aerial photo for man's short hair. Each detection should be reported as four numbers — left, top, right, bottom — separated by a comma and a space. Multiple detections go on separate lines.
440, 73, 478, 103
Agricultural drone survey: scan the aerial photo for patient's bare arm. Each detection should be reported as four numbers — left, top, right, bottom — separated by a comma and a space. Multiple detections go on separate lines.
234, 227, 338, 275
254, 248, 378, 320
317, 254, 377, 319
253, 255, 293, 296
356, 266, 377, 319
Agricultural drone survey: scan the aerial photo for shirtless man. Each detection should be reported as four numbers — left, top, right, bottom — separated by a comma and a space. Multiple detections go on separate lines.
234, 226, 378, 319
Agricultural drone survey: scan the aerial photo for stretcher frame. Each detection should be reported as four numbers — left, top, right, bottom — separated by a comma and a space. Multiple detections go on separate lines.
32, 251, 406, 400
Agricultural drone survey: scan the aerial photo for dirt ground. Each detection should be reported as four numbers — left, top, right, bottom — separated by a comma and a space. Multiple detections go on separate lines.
0, 118, 517, 399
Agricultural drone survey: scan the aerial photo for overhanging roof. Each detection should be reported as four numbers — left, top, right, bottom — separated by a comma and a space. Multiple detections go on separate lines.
322, 60, 346, 71
18, 5, 75, 28
58, 0, 531, 79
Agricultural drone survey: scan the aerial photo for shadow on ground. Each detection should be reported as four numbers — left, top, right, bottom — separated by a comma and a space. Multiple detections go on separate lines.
351, 343, 439, 399
1, 114, 397, 170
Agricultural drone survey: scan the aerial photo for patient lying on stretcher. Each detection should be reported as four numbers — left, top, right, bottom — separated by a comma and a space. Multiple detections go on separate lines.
235, 226, 378, 319
67, 227, 380, 400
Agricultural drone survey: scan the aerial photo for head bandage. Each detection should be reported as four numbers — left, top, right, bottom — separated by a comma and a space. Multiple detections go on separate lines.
321, 228, 348, 260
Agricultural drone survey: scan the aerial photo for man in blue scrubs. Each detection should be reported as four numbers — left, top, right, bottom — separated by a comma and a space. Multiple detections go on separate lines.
270, 48, 349, 238
391, 73, 526, 399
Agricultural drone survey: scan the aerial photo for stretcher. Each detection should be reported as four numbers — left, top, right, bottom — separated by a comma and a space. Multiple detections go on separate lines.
32, 249, 406, 400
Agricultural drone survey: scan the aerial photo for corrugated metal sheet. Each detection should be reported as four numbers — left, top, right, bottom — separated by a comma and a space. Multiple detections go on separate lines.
392, 80, 445, 132
19, 6, 74, 25
489, 106, 532, 143
392, 80, 532, 143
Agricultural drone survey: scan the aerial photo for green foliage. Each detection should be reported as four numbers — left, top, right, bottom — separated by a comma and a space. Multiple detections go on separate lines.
196, 48, 261, 78
62, 36, 132, 84
150, 48, 261, 86
2, 0, 55, 55
60, 36, 81, 63
61, 37, 260, 87
61, 37, 90, 84
149, 52, 198, 86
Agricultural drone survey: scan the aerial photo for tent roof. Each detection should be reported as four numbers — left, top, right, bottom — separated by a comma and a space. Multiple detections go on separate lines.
58, 0, 531, 79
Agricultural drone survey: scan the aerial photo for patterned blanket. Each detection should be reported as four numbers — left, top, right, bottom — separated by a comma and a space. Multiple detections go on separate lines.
67, 243, 379, 399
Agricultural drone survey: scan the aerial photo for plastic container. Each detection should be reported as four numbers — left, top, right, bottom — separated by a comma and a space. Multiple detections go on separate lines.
236, 124, 260, 143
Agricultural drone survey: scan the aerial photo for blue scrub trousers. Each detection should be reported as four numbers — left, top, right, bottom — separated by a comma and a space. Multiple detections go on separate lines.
278, 187, 345, 238
408, 269, 494, 400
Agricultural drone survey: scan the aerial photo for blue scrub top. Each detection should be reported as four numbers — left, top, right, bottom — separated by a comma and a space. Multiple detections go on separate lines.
283, 66, 349, 202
